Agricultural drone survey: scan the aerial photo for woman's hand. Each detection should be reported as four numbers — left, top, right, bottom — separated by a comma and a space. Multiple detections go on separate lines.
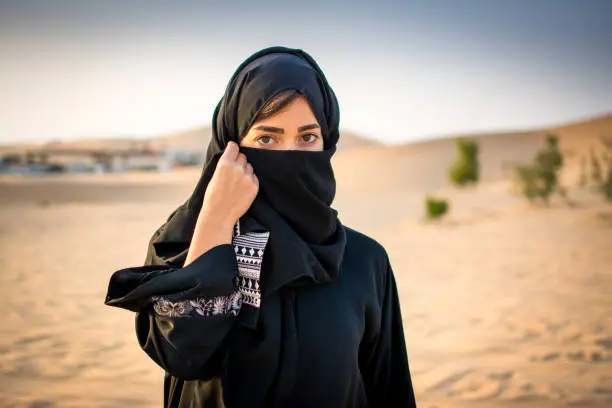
184, 141, 258, 265
202, 141, 259, 225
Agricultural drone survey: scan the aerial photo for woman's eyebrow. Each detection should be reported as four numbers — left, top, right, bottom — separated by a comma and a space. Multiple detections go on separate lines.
253, 125, 284, 134
297, 124, 320, 132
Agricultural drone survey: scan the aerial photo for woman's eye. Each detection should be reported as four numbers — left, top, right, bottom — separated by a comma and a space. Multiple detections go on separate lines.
256, 135, 274, 144
301, 133, 319, 143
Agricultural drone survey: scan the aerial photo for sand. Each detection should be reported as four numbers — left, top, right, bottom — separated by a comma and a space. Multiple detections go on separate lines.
1, 117, 611, 407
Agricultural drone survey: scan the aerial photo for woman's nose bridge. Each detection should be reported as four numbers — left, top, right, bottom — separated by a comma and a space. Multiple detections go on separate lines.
280, 134, 299, 150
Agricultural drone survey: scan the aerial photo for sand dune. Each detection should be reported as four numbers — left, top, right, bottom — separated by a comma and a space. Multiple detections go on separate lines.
333, 113, 612, 194
1, 113, 611, 407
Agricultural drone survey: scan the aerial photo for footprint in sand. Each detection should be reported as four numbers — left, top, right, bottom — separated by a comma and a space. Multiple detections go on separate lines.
14, 334, 53, 346
526, 348, 610, 363
595, 337, 612, 350
26, 400, 56, 408
488, 371, 514, 381
529, 352, 561, 362
450, 371, 517, 401
545, 321, 584, 342
566, 349, 611, 362
454, 379, 503, 401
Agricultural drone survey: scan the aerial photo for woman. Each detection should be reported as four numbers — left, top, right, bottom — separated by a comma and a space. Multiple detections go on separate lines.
105, 46, 417, 408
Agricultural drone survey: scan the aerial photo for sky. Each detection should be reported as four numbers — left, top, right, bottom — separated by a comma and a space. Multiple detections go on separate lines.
1, 0, 611, 145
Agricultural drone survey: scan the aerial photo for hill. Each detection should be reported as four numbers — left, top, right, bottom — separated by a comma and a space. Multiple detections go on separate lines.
332, 113, 612, 193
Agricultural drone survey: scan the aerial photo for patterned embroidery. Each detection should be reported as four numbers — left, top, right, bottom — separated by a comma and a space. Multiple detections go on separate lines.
151, 220, 270, 318
233, 231, 269, 308
152, 292, 242, 317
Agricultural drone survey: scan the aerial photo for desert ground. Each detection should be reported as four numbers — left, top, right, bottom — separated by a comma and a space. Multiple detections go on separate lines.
1, 115, 611, 407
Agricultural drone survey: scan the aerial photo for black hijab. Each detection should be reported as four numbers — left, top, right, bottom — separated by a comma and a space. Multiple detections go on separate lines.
145, 46, 347, 324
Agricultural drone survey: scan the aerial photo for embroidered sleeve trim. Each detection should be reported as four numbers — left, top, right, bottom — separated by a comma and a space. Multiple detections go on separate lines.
152, 292, 243, 318
151, 221, 270, 318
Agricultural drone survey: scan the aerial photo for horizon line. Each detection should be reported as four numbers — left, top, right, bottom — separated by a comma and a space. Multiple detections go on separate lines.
1, 109, 610, 148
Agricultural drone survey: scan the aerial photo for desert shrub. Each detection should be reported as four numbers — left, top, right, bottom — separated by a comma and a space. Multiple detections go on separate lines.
600, 137, 612, 202
535, 135, 563, 198
602, 166, 612, 202
449, 138, 479, 186
425, 196, 449, 219
590, 147, 603, 184
514, 164, 541, 202
582, 138, 612, 203
513, 134, 564, 204
579, 155, 588, 187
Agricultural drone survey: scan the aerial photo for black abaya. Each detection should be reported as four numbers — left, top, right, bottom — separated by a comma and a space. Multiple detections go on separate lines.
106, 226, 416, 407
104, 46, 417, 407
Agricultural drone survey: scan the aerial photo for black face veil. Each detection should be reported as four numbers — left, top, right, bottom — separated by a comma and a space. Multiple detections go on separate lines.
145, 46, 347, 313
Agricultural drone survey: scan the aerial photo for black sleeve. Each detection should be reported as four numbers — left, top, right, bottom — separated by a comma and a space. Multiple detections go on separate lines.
360, 257, 418, 407
104, 244, 240, 380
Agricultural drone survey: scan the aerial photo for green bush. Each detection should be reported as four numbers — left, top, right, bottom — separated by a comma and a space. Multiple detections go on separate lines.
425, 196, 449, 219
602, 167, 612, 202
449, 138, 479, 186
590, 147, 603, 184
583, 138, 612, 203
513, 134, 564, 204
600, 137, 612, 202
579, 155, 588, 187
514, 164, 541, 202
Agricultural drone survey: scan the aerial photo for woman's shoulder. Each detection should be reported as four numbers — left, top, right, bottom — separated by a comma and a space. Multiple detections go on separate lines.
343, 225, 390, 268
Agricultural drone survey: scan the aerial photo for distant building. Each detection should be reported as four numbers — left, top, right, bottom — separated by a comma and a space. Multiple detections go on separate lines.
0, 146, 203, 175
63, 162, 105, 174
108, 153, 174, 172
163, 149, 204, 166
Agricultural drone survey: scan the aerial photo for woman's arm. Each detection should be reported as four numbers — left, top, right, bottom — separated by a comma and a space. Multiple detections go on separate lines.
107, 224, 270, 381
106, 242, 241, 380
360, 256, 418, 407
104, 141, 262, 380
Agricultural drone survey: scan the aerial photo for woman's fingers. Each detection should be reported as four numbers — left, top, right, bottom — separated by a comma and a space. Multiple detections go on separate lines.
202, 141, 259, 224
220, 141, 239, 163
220, 142, 255, 188
245, 162, 254, 176
236, 152, 247, 169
